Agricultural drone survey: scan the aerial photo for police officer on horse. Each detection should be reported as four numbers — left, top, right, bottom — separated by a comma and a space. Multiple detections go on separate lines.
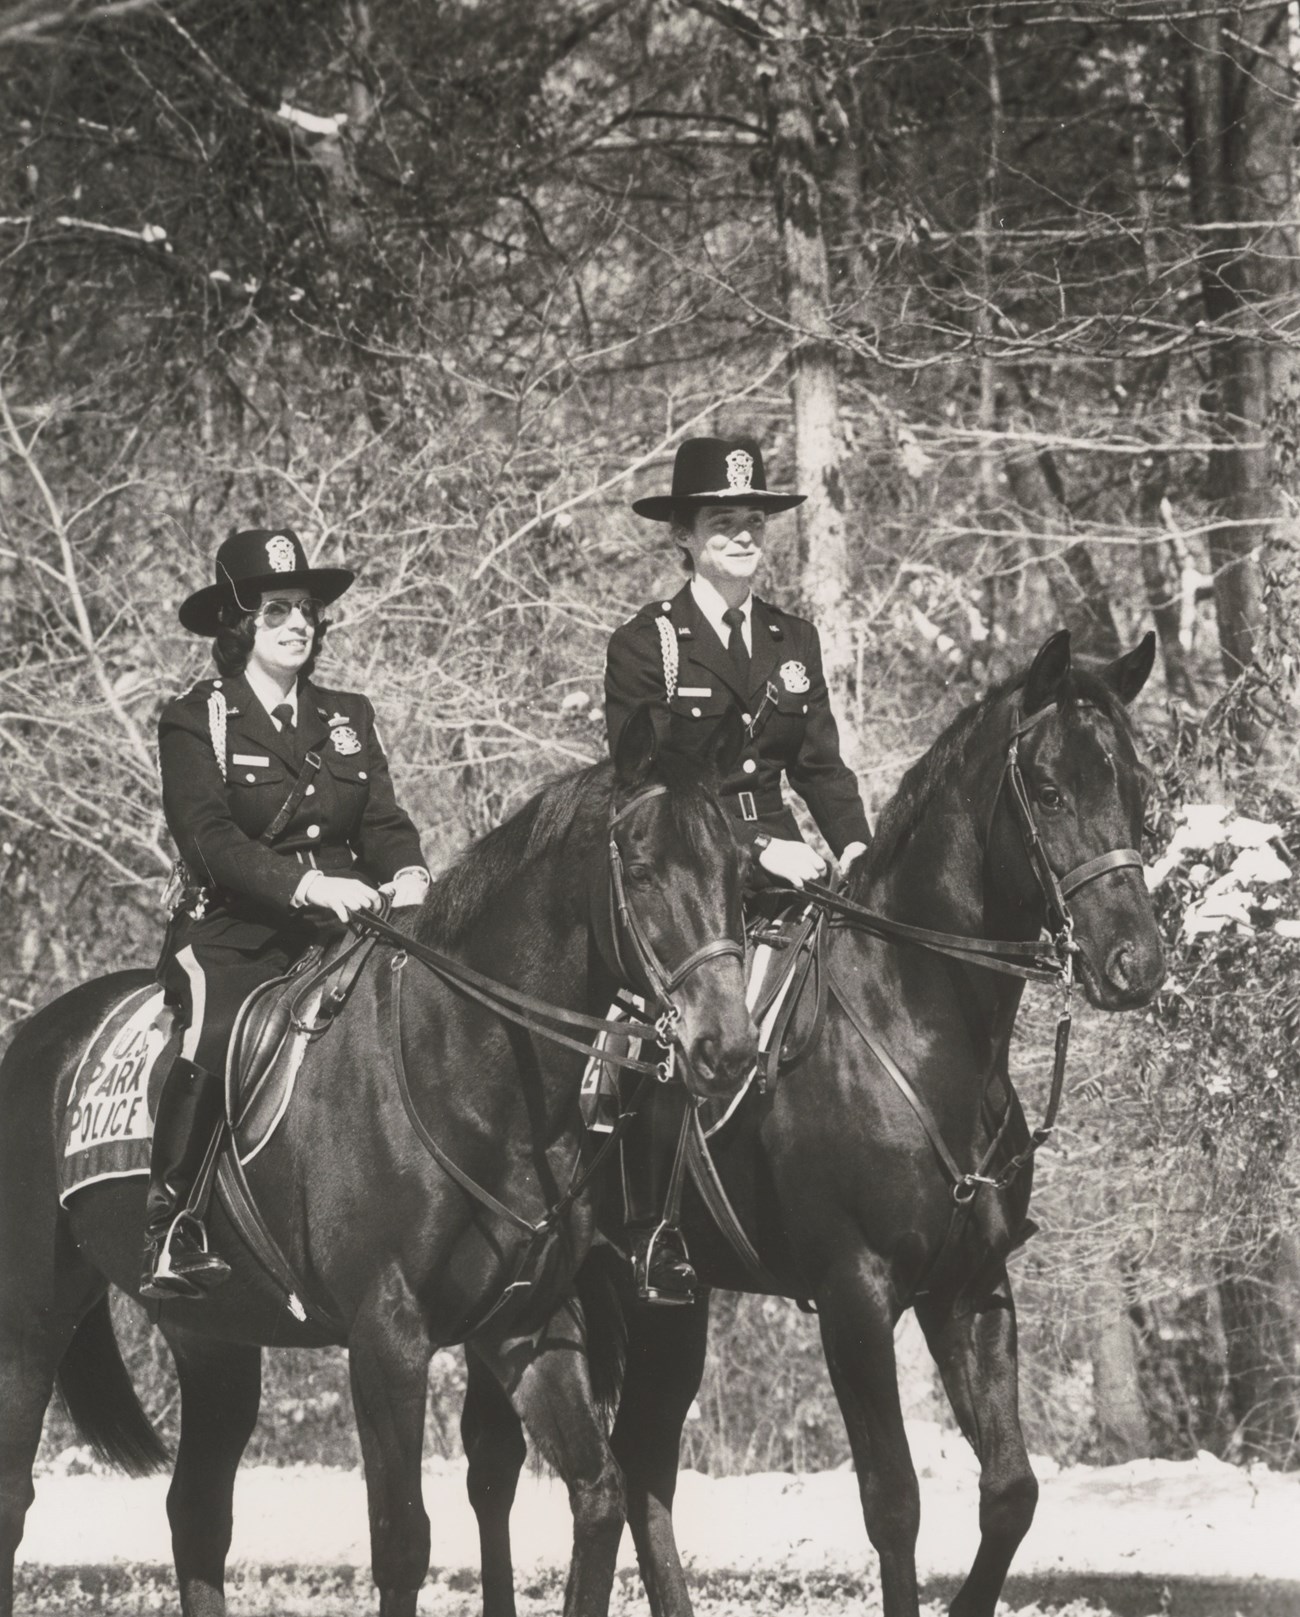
142, 528, 429, 1301
606, 436, 872, 1301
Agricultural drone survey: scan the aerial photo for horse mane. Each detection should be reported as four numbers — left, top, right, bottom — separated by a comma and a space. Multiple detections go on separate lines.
859, 662, 1135, 882
413, 751, 723, 947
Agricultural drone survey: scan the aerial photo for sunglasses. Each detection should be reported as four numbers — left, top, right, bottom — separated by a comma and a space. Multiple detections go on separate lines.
255, 598, 324, 628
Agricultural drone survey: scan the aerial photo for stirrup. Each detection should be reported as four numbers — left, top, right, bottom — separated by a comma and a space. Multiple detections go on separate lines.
633, 1222, 697, 1307
140, 1230, 203, 1301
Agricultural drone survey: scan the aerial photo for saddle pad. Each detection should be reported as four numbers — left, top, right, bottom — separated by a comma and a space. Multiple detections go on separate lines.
60, 986, 173, 1205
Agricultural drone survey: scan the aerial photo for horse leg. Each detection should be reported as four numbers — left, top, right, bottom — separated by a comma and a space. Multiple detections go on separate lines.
475, 1295, 625, 1617
159, 1327, 262, 1617
0, 1186, 107, 1617
817, 1261, 921, 1617
348, 1282, 434, 1617
609, 1295, 710, 1617
916, 1273, 1037, 1617
0, 1281, 105, 1616
462, 1347, 527, 1617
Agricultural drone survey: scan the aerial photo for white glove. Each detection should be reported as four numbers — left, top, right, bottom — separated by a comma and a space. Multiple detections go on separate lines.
301, 873, 383, 923
757, 839, 827, 889
839, 840, 869, 874
381, 866, 431, 908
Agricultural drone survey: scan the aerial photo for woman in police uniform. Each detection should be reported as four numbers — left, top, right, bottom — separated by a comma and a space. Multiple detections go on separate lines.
605, 435, 872, 1301
142, 527, 429, 1301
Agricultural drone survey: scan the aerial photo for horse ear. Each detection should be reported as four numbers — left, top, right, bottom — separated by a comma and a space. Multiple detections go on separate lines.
613, 702, 659, 787
708, 707, 747, 779
1023, 629, 1072, 715
1099, 630, 1156, 705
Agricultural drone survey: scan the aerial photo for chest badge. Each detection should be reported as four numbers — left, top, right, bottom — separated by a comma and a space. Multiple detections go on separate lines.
779, 660, 810, 694
331, 726, 362, 756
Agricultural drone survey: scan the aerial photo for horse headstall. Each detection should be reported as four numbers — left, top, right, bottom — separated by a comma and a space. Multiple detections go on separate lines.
606, 783, 745, 1078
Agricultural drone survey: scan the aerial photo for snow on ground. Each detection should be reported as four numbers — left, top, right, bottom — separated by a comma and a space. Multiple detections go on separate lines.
20, 1421, 1300, 1589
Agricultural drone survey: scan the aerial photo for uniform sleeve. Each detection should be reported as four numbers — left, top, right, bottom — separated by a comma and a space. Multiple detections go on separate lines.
158, 701, 304, 914
604, 618, 665, 757
352, 698, 427, 883
785, 626, 872, 857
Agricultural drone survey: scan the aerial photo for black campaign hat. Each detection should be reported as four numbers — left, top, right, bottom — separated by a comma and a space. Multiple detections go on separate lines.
631, 436, 806, 521
178, 528, 355, 636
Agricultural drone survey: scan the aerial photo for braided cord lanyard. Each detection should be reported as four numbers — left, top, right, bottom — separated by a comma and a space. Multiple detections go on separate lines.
207, 689, 228, 782
656, 615, 678, 702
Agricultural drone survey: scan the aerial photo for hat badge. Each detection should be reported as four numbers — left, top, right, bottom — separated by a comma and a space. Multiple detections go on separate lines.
725, 449, 754, 492
266, 535, 296, 572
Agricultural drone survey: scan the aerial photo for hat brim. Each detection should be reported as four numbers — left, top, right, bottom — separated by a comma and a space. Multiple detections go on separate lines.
178, 566, 355, 636
631, 491, 806, 522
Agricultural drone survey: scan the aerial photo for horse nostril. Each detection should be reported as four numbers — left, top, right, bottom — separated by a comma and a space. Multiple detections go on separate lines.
1106, 942, 1134, 989
693, 1033, 719, 1074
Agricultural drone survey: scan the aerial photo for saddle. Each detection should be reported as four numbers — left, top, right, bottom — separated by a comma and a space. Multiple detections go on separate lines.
225, 927, 378, 1160
60, 931, 380, 1324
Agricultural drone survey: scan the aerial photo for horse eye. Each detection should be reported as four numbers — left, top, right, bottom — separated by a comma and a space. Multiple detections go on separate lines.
627, 862, 655, 885
1039, 784, 1063, 811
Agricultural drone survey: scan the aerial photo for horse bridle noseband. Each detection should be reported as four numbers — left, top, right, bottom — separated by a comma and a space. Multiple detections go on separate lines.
606, 784, 746, 1067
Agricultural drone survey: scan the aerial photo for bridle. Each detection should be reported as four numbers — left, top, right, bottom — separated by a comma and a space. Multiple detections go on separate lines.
999, 698, 1144, 962
605, 783, 746, 1062
794, 695, 1148, 1204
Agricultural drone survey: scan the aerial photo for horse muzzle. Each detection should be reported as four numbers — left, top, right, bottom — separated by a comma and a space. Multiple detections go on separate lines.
1077, 923, 1165, 1011
677, 994, 758, 1100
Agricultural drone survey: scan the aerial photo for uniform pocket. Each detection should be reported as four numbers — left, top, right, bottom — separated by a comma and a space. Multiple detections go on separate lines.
669, 688, 730, 722
228, 761, 287, 788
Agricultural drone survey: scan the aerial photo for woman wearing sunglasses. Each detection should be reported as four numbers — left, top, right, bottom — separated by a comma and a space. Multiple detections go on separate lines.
142, 528, 429, 1300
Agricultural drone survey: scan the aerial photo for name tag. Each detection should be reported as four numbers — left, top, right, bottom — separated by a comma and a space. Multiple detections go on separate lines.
676, 686, 713, 698
232, 753, 271, 767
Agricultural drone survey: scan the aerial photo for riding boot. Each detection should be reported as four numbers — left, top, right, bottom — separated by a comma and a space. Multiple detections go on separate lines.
622, 1080, 696, 1305
139, 1056, 232, 1301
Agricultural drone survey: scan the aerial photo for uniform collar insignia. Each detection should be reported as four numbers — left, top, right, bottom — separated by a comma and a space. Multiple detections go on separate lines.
328, 711, 350, 726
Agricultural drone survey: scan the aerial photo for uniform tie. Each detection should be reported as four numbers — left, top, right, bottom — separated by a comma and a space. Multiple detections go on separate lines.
722, 606, 750, 693
272, 703, 295, 733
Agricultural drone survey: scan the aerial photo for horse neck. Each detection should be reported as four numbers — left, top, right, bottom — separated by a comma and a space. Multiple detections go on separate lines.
859, 702, 1030, 1041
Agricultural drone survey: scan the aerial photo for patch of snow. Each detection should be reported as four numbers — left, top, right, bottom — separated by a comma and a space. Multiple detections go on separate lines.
20, 1431, 1300, 1586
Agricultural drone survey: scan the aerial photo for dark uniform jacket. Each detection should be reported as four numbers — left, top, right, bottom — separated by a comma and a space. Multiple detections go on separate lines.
158, 671, 426, 951
605, 583, 870, 857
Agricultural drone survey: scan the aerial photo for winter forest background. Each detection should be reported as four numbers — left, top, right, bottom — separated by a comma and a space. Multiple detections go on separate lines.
2, 0, 1300, 1477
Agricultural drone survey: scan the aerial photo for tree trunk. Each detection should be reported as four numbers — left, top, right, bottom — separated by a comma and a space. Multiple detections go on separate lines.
1085, 1254, 1151, 1462
1218, 1232, 1300, 1465
1135, 454, 1198, 703
1000, 441, 1122, 658
1183, 5, 1297, 706
768, 0, 852, 683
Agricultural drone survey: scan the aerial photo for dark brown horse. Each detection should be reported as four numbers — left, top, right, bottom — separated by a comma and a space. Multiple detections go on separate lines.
460, 631, 1167, 1617
0, 707, 756, 1617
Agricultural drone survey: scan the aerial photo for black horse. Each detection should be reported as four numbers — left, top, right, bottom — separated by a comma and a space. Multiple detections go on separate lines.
0, 708, 756, 1617
459, 631, 1167, 1617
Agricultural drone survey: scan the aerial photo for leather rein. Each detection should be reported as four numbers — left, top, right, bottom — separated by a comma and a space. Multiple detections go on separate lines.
797, 699, 1144, 1203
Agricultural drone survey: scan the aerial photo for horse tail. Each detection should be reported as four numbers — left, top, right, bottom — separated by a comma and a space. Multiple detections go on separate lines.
575, 1245, 628, 1420
55, 1295, 170, 1476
